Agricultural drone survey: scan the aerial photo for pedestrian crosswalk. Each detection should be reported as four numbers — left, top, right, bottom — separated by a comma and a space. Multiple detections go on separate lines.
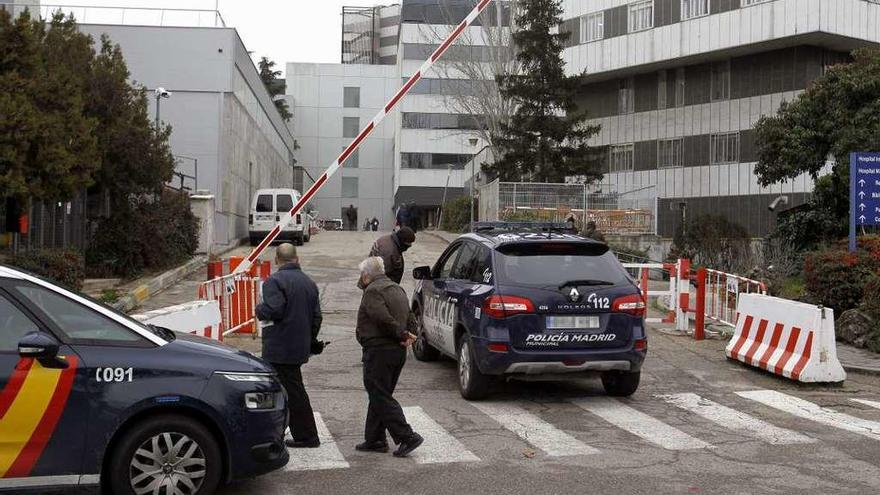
282, 390, 880, 472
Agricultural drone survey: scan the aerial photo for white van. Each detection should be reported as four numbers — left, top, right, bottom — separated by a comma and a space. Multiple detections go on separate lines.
248, 188, 309, 246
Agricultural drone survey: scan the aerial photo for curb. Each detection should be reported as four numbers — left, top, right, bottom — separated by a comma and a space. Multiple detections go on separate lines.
841, 364, 880, 377
424, 230, 457, 245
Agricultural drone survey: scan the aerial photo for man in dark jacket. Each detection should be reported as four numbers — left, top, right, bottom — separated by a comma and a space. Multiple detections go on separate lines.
256, 243, 322, 448
355, 256, 423, 457
368, 227, 415, 284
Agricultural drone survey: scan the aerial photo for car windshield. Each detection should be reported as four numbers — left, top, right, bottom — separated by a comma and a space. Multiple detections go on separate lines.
494, 242, 632, 288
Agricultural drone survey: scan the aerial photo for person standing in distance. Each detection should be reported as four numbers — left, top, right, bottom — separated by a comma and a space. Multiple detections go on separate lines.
368, 226, 415, 285
256, 243, 322, 448
355, 257, 423, 457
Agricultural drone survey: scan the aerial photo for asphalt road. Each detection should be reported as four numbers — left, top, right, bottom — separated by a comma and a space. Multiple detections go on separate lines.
50, 231, 880, 495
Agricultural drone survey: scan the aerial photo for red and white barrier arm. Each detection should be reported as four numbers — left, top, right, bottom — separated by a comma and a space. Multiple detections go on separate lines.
234, 0, 495, 275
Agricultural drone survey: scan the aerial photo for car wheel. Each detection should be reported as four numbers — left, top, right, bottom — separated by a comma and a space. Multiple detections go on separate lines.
294, 236, 304, 246
411, 305, 440, 362
457, 337, 491, 400
108, 414, 222, 495
601, 371, 641, 397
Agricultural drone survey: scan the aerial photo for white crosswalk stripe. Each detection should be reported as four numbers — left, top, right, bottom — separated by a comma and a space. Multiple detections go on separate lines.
852, 398, 880, 410
571, 397, 711, 450
737, 390, 880, 442
470, 402, 600, 457
402, 406, 480, 464
285, 412, 350, 472
658, 393, 815, 445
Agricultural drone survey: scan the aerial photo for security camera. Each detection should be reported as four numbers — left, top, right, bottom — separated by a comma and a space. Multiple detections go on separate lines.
768, 195, 789, 212
154, 87, 172, 99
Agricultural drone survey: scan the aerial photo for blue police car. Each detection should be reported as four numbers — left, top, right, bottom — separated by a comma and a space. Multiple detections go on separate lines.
410, 223, 647, 400
0, 265, 288, 494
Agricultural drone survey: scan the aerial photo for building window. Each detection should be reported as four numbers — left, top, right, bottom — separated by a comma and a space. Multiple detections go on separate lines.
401, 112, 487, 130
675, 68, 686, 107
682, 0, 709, 19
342, 146, 359, 168
711, 60, 730, 101
658, 138, 683, 169
618, 78, 634, 114
610, 144, 635, 172
741, 0, 772, 6
628, 0, 654, 32
711, 132, 740, 164
658, 70, 668, 110
343, 117, 360, 138
342, 177, 359, 198
343, 87, 360, 108
580, 12, 604, 43
401, 152, 470, 170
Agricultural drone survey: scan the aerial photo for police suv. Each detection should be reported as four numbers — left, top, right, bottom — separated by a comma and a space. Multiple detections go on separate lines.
410, 223, 647, 400
0, 265, 287, 493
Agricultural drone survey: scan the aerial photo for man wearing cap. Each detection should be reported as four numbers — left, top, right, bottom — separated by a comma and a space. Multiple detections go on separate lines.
368, 227, 416, 285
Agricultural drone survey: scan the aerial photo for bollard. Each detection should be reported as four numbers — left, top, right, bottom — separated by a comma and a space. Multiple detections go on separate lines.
694, 267, 707, 341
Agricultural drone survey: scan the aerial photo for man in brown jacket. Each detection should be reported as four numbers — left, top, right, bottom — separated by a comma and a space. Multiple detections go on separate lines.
354, 256, 423, 457
368, 227, 415, 284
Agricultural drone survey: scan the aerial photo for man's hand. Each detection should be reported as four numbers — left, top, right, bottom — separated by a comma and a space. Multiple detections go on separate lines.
400, 332, 417, 348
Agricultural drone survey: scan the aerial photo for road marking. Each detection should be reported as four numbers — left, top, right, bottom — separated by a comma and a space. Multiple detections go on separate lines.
285, 412, 349, 471
470, 402, 599, 457
738, 390, 880, 441
852, 398, 880, 410
402, 406, 480, 464
658, 393, 815, 445
571, 397, 710, 450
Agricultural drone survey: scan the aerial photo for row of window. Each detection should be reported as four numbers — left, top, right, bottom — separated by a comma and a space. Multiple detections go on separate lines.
401, 112, 488, 130
609, 132, 741, 172
615, 60, 730, 115
402, 43, 511, 63
579, 0, 774, 43
405, 77, 495, 96
400, 152, 474, 170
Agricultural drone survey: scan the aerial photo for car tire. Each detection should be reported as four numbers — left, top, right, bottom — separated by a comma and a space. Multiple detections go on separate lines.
249, 236, 258, 247
457, 337, 491, 400
294, 236, 304, 246
107, 414, 222, 495
601, 371, 640, 397
411, 305, 440, 362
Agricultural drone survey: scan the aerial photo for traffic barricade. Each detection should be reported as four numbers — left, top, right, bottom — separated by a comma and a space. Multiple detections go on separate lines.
693, 268, 766, 340
725, 293, 845, 383
131, 300, 222, 340
621, 260, 685, 329
198, 258, 270, 338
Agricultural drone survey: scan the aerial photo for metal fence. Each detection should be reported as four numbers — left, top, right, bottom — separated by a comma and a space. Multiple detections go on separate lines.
2, 191, 91, 252
478, 180, 657, 235
1, 4, 227, 28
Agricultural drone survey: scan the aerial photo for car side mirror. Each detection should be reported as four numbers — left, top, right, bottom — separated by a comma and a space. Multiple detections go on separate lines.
412, 266, 432, 280
19, 331, 60, 359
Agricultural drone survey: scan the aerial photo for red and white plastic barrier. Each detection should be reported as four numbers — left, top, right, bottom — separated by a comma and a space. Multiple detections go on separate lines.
132, 300, 222, 341
725, 294, 845, 383
622, 261, 680, 325
198, 257, 270, 337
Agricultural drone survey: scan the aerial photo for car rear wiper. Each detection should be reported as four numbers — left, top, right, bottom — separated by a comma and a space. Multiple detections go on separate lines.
558, 279, 614, 289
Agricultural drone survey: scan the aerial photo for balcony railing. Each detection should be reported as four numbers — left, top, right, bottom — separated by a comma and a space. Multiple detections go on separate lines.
2, 3, 226, 28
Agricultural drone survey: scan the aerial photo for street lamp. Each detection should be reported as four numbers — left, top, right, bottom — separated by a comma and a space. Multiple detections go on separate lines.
467, 137, 490, 232
154, 87, 172, 127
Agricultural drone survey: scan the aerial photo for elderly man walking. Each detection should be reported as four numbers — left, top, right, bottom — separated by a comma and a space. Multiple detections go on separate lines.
369, 226, 415, 284
256, 243, 322, 448
355, 257, 424, 457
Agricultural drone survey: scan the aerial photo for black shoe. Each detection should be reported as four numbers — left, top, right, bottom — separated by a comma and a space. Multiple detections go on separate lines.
355, 440, 389, 453
286, 438, 320, 448
393, 433, 424, 458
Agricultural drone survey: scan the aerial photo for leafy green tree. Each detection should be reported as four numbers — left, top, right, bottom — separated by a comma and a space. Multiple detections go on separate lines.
258, 56, 292, 122
0, 11, 99, 202
755, 48, 880, 246
488, 0, 601, 183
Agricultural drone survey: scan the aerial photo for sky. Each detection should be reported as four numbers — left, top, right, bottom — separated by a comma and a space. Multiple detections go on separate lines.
48, 0, 386, 74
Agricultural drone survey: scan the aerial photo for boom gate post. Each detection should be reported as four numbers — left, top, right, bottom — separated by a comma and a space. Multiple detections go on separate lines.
694, 267, 707, 340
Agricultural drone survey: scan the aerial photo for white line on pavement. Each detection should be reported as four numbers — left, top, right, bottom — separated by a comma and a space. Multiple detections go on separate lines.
852, 398, 880, 410
571, 397, 711, 450
402, 406, 480, 464
737, 390, 880, 441
470, 402, 600, 457
285, 412, 350, 471
658, 393, 815, 445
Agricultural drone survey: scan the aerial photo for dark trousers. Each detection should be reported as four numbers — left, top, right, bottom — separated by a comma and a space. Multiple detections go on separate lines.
362, 347, 414, 445
273, 363, 319, 442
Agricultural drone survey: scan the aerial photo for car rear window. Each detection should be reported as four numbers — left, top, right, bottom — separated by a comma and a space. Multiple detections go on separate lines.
255, 194, 273, 213
494, 242, 632, 287
276, 194, 293, 212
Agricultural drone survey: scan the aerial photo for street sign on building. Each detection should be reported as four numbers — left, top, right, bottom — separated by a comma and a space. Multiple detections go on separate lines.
850, 152, 880, 252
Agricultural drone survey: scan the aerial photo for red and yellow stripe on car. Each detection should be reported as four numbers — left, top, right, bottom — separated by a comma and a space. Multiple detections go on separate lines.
0, 356, 78, 478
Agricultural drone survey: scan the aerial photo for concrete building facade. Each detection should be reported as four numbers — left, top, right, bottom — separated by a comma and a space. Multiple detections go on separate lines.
342, 4, 402, 65
559, 0, 880, 236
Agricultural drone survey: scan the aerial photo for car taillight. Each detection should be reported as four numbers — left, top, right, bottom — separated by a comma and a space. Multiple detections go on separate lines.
296, 214, 302, 224
487, 343, 509, 353
634, 339, 647, 351
613, 294, 646, 317
483, 295, 534, 319
248, 214, 253, 225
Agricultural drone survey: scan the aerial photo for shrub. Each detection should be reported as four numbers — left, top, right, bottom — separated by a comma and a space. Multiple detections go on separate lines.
440, 196, 472, 233
803, 249, 880, 317
8, 249, 85, 290
669, 214, 754, 273
87, 191, 198, 278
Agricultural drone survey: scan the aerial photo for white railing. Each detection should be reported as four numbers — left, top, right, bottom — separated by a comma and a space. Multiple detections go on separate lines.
5, 3, 227, 28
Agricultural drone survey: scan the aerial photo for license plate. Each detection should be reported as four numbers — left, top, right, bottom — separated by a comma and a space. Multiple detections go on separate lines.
546, 316, 600, 330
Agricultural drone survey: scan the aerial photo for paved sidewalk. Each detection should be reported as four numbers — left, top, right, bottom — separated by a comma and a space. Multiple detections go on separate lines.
837, 344, 880, 375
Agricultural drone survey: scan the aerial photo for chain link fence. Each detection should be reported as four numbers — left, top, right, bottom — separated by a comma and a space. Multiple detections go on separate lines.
478, 180, 657, 235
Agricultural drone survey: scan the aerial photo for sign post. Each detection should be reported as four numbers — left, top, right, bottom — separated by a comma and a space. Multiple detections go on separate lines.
850, 152, 880, 253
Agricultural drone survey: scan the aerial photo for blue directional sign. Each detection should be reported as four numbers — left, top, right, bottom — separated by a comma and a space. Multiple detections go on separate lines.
850, 152, 880, 252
